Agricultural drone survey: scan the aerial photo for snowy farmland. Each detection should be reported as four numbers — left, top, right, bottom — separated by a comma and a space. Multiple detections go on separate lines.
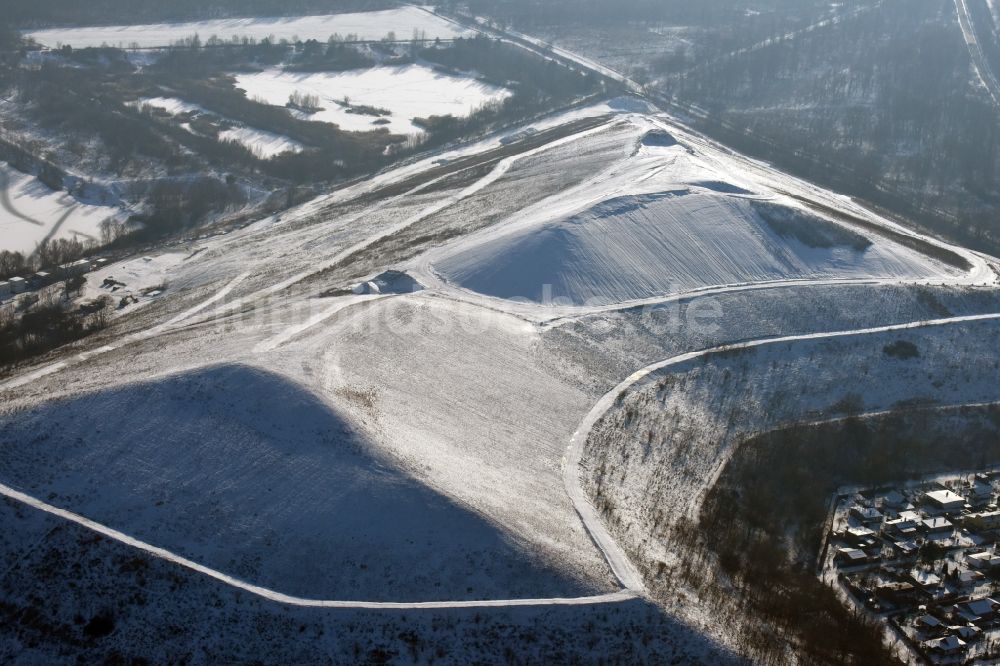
24, 7, 472, 49
234, 65, 513, 135
0, 162, 121, 254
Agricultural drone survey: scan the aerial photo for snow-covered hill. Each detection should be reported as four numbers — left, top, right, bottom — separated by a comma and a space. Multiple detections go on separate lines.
430, 125, 971, 306
1, 95, 998, 661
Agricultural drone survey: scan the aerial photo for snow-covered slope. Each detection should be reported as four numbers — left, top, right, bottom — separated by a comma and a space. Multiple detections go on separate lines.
430, 128, 968, 306
0, 363, 595, 602
0, 97, 997, 661
434, 192, 951, 304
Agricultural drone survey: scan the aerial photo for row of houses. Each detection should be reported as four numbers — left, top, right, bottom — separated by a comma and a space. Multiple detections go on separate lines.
825, 472, 1000, 664
0, 258, 106, 301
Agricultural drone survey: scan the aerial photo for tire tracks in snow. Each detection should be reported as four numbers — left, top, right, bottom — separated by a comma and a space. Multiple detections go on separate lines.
0, 166, 44, 227
187, 118, 619, 329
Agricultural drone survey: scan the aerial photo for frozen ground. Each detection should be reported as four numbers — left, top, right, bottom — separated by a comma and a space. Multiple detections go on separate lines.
0, 493, 734, 663
234, 65, 512, 135
133, 96, 207, 116
217, 125, 304, 158
0, 162, 123, 254
0, 95, 998, 659
0, 363, 601, 602
24, 7, 472, 49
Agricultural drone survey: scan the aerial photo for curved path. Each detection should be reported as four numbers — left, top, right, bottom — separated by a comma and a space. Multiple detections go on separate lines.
183, 118, 619, 328
0, 166, 44, 227
0, 481, 635, 609
4, 312, 999, 609
562, 310, 1000, 593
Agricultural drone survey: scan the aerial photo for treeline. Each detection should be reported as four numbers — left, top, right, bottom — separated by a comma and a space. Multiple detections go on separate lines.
409, 35, 603, 146
422, 34, 600, 99
285, 38, 376, 72
6, 0, 393, 28
18, 61, 183, 172
651, 0, 1000, 255
156, 76, 395, 181
0, 286, 109, 370
691, 405, 1000, 663
458, 0, 836, 32
0, 238, 92, 281
111, 177, 247, 245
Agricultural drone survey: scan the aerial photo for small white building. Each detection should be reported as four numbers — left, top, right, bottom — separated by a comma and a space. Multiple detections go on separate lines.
8, 276, 27, 294
921, 516, 954, 534
925, 489, 965, 512
60, 259, 92, 278
0, 281, 10, 300
967, 551, 1000, 570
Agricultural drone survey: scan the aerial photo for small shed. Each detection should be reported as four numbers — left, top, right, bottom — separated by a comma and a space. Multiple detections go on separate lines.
59, 259, 92, 278
8, 276, 27, 293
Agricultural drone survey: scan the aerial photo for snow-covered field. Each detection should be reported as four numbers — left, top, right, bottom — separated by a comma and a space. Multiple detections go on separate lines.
24, 7, 472, 49
0, 162, 122, 254
234, 65, 512, 135
134, 96, 207, 116
135, 96, 304, 158
217, 125, 304, 158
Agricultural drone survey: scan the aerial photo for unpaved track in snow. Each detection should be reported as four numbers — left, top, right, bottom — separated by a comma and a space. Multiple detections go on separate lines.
2, 29, 999, 608
0, 167, 44, 228
0, 482, 636, 609
564, 310, 1000, 580
956, 0, 1000, 107
4, 314, 997, 609
185, 117, 619, 328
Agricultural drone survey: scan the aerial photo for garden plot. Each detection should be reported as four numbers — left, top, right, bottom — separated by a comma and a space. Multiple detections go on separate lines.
25, 6, 471, 49
234, 65, 512, 135
0, 162, 122, 254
